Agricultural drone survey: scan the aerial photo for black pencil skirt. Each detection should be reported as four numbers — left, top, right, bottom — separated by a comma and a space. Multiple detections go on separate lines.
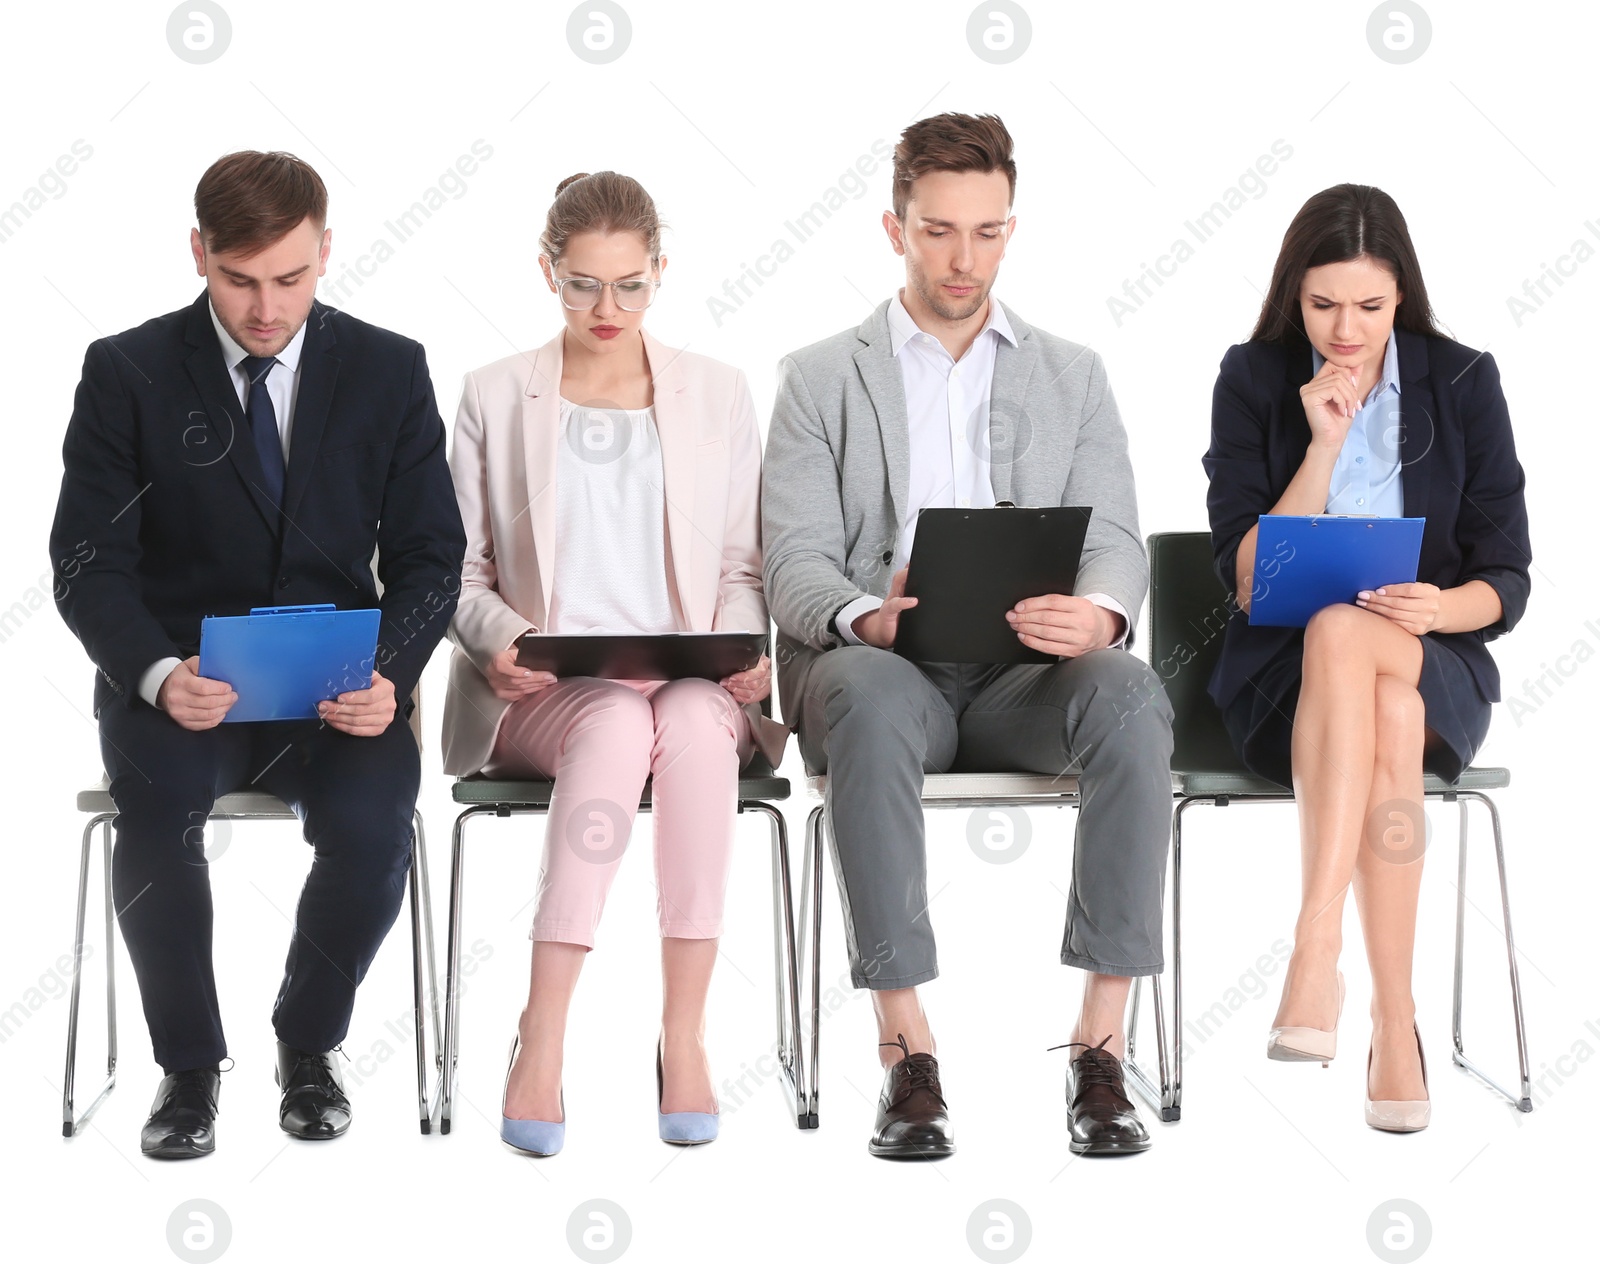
1220, 633, 1492, 790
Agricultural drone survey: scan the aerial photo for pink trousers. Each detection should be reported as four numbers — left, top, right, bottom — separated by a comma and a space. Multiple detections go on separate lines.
484, 677, 754, 948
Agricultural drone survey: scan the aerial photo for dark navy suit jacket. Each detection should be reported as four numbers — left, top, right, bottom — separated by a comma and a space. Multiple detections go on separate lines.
1203, 328, 1532, 710
50, 292, 467, 715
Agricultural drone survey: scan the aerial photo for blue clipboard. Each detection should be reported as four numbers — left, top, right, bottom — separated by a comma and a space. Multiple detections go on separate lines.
198, 604, 382, 722
1249, 515, 1425, 628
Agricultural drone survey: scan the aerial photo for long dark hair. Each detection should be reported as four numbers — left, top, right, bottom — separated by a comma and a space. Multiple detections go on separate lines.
1250, 183, 1446, 343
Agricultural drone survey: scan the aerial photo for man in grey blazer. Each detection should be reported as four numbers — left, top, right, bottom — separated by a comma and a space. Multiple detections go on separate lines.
762, 113, 1173, 1159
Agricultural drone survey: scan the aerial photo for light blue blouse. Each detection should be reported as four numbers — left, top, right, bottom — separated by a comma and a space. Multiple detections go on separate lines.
1313, 329, 1404, 516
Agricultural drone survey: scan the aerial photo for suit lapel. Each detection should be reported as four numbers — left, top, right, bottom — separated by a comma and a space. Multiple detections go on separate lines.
181, 294, 280, 533
645, 331, 699, 627
1394, 329, 1434, 521
280, 303, 340, 523
520, 334, 563, 619
989, 302, 1037, 505
1282, 342, 1315, 472
853, 302, 909, 534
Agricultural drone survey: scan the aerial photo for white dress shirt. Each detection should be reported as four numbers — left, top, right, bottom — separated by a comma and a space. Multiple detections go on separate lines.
546, 397, 680, 636
138, 304, 310, 706
836, 292, 1129, 648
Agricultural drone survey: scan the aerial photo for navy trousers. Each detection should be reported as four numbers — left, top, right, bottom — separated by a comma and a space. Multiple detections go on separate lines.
99, 702, 419, 1073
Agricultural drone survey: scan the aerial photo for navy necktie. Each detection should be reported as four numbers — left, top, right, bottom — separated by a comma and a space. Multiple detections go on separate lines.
241, 354, 286, 510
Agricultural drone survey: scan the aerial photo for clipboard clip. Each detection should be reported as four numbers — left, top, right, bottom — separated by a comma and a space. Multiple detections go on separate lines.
249, 603, 338, 617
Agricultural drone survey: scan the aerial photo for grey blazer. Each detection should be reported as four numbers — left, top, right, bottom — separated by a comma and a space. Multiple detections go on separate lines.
761, 297, 1148, 705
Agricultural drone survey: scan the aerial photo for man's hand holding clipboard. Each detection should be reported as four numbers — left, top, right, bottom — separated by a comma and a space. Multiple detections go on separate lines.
851, 568, 1120, 657
847, 567, 921, 649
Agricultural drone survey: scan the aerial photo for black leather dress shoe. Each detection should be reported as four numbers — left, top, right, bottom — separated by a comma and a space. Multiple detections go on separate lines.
141, 1067, 220, 1159
868, 1034, 955, 1159
274, 1041, 352, 1140
1056, 1037, 1151, 1156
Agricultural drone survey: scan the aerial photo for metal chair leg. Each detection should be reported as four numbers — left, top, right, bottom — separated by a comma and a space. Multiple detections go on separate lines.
436, 806, 488, 1134
64, 813, 118, 1138
1125, 798, 1182, 1122
748, 801, 807, 1128
1450, 791, 1533, 1111
1149, 959, 1173, 1119
415, 811, 442, 1066
408, 811, 432, 1134
801, 803, 825, 1128
1168, 796, 1188, 1119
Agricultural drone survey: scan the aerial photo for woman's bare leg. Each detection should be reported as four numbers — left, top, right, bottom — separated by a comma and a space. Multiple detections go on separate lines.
1352, 675, 1430, 1102
1272, 605, 1422, 1038
504, 940, 585, 1121
660, 935, 718, 1113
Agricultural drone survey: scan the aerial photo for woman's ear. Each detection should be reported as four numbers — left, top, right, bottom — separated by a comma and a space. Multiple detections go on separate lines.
538, 255, 556, 292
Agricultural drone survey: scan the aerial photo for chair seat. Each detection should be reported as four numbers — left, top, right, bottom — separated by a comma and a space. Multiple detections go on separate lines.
806, 771, 1087, 801
452, 753, 790, 809
77, 776, 297, 817
1175, 765, 1510, 799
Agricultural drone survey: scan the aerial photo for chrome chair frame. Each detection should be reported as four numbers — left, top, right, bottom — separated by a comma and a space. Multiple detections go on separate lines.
63, 787, 441, 1136
798, 772, 1176, 1128
433, 765, 805, 1132
1137, 771, 1532, 1121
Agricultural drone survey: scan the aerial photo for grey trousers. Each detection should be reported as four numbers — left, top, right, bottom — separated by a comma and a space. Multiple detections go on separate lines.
791, 647, 1174, 989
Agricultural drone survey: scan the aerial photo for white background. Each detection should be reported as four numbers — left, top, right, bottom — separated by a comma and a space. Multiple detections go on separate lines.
1, 2, 1594, 1262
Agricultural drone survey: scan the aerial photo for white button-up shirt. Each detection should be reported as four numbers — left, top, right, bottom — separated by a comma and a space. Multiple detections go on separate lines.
837, 292, 1128, 647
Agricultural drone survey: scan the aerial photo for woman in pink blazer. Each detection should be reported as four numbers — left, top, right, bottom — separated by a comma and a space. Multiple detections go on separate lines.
441, 172, 781, 1154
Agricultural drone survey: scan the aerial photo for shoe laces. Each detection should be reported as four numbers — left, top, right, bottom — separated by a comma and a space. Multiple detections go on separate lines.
287, 1046, 349, 1098
879, 1033, 945, 1105
1046, 1035, 1126, 1093
163, 1067, 220, 1111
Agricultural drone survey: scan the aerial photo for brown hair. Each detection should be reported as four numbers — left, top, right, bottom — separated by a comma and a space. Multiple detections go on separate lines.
1251, 183, 1445, 343
539, 171, 664, 265
891, 113, 1016, 220
194, 151, 328, 257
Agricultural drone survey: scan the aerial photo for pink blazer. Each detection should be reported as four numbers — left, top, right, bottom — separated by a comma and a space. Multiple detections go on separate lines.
440, 327, 785, 775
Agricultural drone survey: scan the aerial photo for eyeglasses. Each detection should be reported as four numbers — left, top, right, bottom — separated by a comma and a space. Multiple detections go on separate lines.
553, 274, 660, 312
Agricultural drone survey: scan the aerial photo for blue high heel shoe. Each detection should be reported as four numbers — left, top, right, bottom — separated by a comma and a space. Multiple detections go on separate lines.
500, 1035, 564, 1156
657, 1039, 719, 1145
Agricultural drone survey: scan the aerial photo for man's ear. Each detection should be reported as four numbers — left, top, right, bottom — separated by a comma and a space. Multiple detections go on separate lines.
882, 210, 906, 257
190, 227, 206, 276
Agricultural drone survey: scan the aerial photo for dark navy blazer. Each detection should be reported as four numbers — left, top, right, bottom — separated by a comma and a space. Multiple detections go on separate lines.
1203, 328, 1532, 710
50, 292, 467, 715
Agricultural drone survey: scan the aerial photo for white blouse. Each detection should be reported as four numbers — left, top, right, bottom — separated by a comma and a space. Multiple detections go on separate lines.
545, 395, 679, 635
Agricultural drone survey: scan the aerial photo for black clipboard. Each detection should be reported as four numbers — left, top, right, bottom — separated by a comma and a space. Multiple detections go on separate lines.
515, 632, 766, 680
894, 506, 1093, 664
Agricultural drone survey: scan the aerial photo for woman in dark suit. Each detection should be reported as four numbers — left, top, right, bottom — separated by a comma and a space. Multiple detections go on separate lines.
1203, 184, 1531, 1131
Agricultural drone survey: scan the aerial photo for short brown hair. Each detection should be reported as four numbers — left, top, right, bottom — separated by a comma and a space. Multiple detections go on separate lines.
194, 151, 328, 256
539, 171, 664, 265
891, 113, 1016, 220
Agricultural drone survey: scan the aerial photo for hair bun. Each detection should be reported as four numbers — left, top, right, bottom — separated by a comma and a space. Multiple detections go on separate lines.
555, 172, 591, 196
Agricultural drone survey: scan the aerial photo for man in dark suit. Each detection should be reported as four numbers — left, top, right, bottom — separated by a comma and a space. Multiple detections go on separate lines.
49, 151, 466, 1158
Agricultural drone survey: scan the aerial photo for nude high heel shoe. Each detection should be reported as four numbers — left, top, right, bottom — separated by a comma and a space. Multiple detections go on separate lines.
1266, 970, 1346, 1066
1365, 1022, 1430, 1132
